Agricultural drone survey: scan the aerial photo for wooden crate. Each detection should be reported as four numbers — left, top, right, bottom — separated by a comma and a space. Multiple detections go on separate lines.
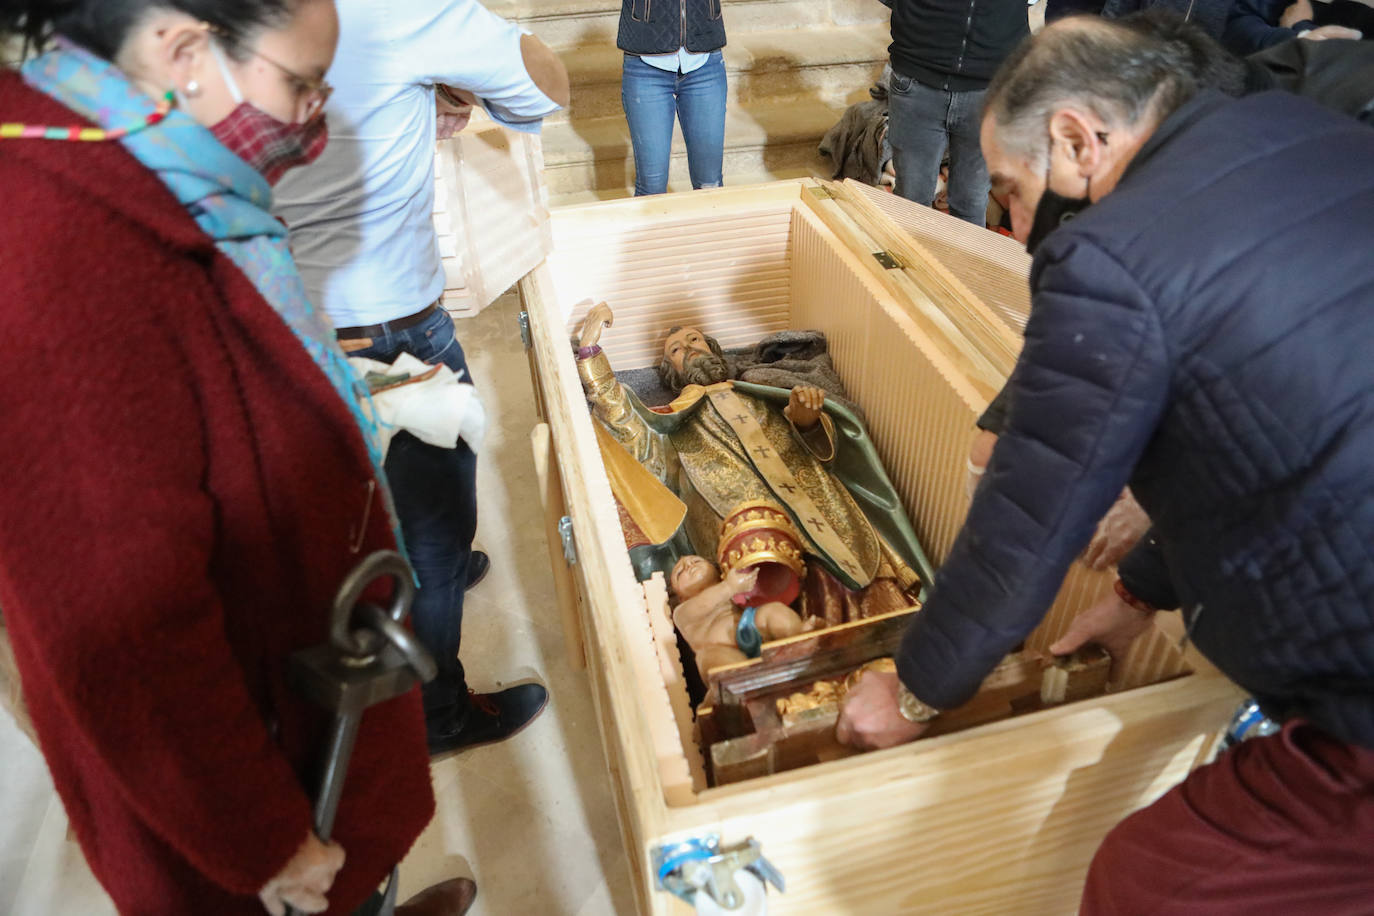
518, 180, 1241, 916
432, 108, 551, 317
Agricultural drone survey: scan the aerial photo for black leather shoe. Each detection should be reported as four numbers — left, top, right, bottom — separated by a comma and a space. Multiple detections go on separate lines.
395, 877, 477, 916
465, 550, 490, 591
427, 683, 548, 759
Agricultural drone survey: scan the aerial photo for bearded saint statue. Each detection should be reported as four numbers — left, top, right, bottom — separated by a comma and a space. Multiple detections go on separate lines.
575, 305, 934, 624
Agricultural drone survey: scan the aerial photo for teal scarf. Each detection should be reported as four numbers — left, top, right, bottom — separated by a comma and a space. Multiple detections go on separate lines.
22, 43, 405, 556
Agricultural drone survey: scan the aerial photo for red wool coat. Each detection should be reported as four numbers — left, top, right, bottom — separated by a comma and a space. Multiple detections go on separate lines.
0, 72, 434, 913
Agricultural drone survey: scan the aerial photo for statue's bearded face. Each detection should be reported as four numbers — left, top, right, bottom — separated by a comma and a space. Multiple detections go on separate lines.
663, 327, 728, 388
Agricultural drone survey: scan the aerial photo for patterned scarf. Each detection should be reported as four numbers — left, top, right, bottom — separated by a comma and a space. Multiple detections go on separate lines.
21, 42, 405, 554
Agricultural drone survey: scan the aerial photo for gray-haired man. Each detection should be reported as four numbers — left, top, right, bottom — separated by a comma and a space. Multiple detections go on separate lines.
839, 16, 1374, 913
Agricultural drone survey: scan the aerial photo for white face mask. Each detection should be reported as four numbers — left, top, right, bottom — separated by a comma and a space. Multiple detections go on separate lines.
208, 39, 247, 105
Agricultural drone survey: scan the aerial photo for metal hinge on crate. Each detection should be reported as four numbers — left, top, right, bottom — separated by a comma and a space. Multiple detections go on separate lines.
557, 516, 577, 566
872, 249, 903, 270
517, 310, 531, 350
652, 834, 784, 912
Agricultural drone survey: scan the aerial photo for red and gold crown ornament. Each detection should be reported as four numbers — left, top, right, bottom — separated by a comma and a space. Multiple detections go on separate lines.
716, 499, 807, 607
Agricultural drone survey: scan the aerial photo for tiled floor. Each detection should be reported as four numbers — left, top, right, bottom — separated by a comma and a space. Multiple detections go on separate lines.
0, 289, 636, 916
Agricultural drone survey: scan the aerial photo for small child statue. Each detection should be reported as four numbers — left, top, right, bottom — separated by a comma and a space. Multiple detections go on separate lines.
669, 555, 807, 684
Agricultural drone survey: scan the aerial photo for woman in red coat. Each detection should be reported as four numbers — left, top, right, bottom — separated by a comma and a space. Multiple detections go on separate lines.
0, 1, 439, 913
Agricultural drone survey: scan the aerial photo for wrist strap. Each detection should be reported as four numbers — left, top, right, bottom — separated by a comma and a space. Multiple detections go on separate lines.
1114, 578, 1157, 614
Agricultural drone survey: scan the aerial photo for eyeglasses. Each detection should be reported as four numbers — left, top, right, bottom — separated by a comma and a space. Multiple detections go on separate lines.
239, 43, 334, 122
202, 22, 333, 122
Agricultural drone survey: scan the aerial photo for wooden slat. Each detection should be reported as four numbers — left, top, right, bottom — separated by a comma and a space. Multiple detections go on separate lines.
643, 573, 708, 795
530, 423, 585, 671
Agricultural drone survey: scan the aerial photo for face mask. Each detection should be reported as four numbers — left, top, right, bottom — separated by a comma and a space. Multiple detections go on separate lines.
1025, 141, 1092, 255
207, 41, 328, 185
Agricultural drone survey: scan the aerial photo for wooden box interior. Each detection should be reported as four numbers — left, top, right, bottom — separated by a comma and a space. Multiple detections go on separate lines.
540, 181, 1194, 796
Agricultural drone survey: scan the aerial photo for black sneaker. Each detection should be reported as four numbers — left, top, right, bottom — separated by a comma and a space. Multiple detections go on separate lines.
427, 683, 548, 759
465, 550, 490, 591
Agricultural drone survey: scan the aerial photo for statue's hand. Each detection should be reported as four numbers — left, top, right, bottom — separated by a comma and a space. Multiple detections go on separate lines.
577, 302, 614, 350
724, 566, 760, 597
784, 386, 825, 430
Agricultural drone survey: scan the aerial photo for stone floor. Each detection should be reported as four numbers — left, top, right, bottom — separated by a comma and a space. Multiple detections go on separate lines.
0, 288, 637, 916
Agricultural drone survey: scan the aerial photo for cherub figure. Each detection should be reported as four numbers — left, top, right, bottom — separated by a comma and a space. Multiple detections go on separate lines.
670, 555, 806, 683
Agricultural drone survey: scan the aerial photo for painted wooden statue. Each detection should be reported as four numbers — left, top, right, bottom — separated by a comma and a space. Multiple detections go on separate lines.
575, 303, 933, 620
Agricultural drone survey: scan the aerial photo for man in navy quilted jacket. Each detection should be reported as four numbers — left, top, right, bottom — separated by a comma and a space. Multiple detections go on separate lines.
838, 16, 1374, 912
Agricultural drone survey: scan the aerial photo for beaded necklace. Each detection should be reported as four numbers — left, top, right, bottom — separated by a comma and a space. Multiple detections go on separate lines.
0, 89, 173, 140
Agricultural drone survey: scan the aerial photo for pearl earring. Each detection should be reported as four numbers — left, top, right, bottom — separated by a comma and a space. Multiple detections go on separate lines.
185, 80, 201, 98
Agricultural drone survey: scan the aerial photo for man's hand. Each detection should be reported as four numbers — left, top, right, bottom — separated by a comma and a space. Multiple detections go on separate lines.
1049, 591, 1156, 678
436, 106, 472, 140
1080, 488, 1151, 571
1300, 24, 1363, 39
966, 429, 998, 501
1280, 0, 1314, 27
784, 386, 825, 430
436, 84, 475, 140
836, 670, 929, 750
258, 833, 346, 916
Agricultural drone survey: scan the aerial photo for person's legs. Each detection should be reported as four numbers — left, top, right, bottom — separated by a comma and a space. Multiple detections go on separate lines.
349, 306, 477, 730
1082, 720, 1374, 915
676, 50, 727, 190
622, 54, 678, 196
945, 87, 991, 227
886, 72, 948, 207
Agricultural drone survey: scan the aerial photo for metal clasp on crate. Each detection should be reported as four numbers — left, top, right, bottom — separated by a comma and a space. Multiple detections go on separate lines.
557, 515, 577, 566
652, 834, 784, 911
517, 310, 532, 349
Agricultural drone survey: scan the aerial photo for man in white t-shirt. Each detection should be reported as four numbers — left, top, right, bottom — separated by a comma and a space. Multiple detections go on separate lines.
274, 0, 568, 806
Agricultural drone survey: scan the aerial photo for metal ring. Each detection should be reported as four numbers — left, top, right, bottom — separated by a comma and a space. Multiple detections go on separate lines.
330, 551, 416, 658
359, 603, 438, 683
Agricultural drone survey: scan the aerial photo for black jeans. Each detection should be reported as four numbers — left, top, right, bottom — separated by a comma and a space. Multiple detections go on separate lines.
887, 70, 991, 226
350, 305, 478, 729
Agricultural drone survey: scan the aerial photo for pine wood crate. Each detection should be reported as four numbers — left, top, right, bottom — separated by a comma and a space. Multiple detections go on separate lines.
518, 180, 1241, 916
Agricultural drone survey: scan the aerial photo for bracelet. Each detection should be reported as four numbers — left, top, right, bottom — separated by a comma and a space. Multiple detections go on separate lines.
1113, 578, 1158, 615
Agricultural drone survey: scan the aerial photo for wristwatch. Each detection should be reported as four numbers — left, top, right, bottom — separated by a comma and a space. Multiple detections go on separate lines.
897, 684, 941, 724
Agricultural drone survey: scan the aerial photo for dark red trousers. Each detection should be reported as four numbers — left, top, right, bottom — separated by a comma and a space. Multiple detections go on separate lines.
1082, 720, 1374, 915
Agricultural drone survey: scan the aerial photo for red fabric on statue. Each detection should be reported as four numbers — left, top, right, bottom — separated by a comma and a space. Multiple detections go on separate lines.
0, 72, 433, 914
1082, 720, 1374, 915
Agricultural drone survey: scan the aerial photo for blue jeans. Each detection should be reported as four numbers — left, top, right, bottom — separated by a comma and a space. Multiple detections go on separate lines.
621, 51, 727, 196
887, 71, 990, 226
349, 305, 477, 728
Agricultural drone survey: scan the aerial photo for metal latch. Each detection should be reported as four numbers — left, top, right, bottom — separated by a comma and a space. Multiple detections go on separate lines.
872, 250, 903, 270
653, 834, 784, 911
557, 516, 577, 566
806, 184, 835, 200
517, 310, 532, 350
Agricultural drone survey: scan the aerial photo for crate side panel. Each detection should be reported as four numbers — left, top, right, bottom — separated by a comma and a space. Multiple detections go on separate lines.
789, 209, 983, 567
546, 203, 797, 370
849, 181, 1033, 334
665, 674, 1238, 915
